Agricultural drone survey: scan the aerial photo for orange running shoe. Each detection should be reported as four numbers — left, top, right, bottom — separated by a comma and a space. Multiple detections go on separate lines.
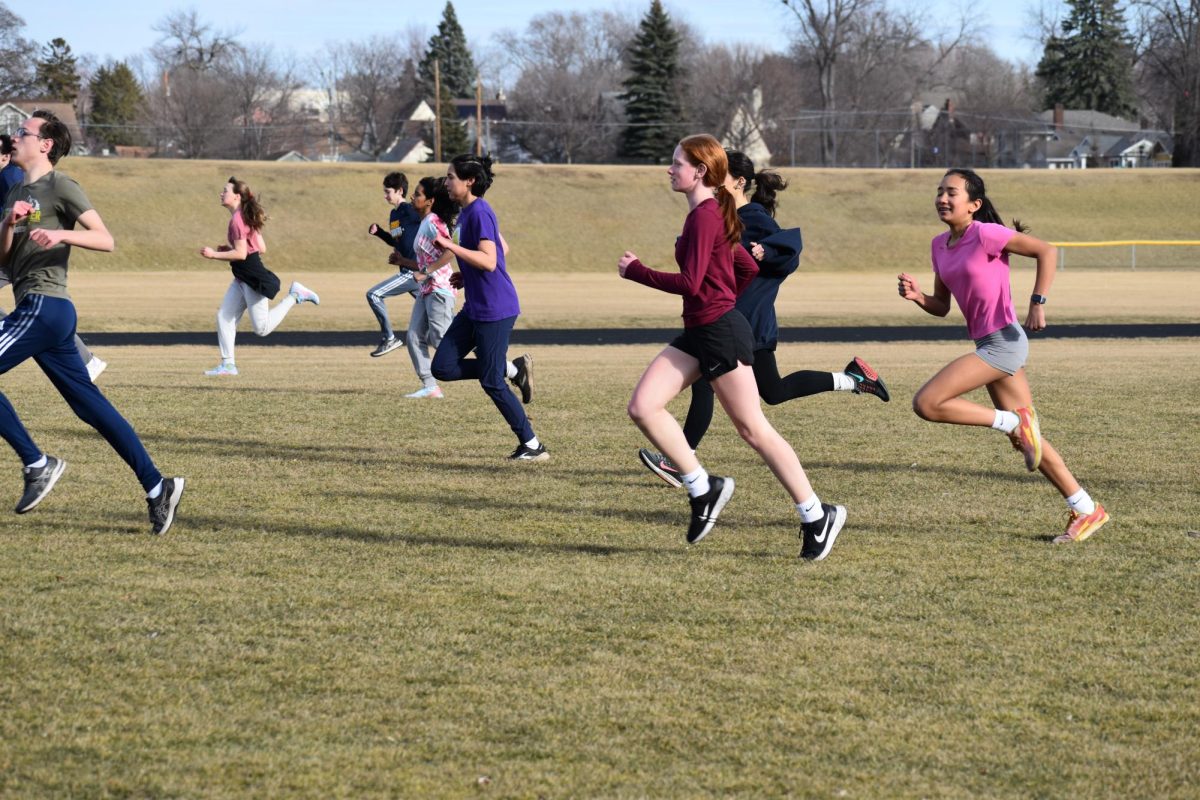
1053, 504, 1109, 544
1013, 406, 1043, 471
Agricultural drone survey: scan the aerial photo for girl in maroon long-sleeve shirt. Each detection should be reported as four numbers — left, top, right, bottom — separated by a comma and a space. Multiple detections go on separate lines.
619, 134, 847, 560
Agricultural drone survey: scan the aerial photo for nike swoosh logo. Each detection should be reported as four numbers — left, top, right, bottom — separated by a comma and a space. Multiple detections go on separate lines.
813, 526, 828, 544
707, 364, 721, 372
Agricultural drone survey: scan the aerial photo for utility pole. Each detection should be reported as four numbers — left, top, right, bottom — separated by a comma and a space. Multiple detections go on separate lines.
475, 74, 483, 156
434, 59, 442, 163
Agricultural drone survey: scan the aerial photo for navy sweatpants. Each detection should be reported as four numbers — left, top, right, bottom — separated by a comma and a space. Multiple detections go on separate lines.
0, 294, 162, 492
431, 311, 534, 444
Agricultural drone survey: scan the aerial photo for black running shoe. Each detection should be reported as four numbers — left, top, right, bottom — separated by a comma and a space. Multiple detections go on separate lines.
800, 503, 847, 561
687, 476, 734, 544
15, 455, 66, 514
845, 356, 890, 402
638, 448, 683, 488
147, 477, 185, 535
370, 336, 402, 357
508, 442, 549, 462
510, 353, 533, 404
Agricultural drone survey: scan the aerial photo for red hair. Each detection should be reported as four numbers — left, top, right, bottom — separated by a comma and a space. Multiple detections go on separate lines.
678, 134, 742, 247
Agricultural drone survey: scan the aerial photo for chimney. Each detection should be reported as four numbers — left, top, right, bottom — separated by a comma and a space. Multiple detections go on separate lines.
945, 98, 955, 121
1054, 103, 1064, 132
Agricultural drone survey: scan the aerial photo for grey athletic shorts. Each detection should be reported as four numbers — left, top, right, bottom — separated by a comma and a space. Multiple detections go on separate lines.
973, 323, 1028, 375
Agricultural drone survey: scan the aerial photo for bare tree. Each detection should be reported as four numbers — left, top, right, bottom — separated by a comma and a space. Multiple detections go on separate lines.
1131, 0, 1200, 165
680, 43, 764, 142
0, 2, 37, 97
145, 9, 244, 157
499, 10, 632, 163
325, 35, 420, 157
150, 9, 242, 72
780, 0, 873, 164
222, 44, 302, 160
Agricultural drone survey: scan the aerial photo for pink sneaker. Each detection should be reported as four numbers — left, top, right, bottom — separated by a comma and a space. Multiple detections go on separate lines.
1054, 504, 1109, 544
1012, 406, 1043, 471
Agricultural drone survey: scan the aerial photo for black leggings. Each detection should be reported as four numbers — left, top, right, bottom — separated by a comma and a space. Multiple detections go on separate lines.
682, 349, 833, 450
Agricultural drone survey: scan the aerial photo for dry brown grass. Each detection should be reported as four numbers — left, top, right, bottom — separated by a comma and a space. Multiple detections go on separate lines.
53, 159, 1200, 276
6, 269, 1192, 334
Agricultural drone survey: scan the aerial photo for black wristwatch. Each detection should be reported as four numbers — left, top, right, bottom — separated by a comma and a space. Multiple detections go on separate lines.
1030, 294, 1048, 305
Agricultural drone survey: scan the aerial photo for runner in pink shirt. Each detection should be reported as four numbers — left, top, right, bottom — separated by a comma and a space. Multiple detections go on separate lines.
898, 168, 1108, 544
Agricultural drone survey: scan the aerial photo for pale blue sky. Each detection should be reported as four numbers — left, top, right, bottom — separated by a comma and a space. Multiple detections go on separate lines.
24, 0, 1048, 73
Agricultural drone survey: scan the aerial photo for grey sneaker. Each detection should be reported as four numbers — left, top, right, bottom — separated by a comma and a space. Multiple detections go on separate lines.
15, 455, 66, 513
370, 336, 403, 357
510, 353, 533, 404
638, 448, 683, 488
147, 477, 185, 535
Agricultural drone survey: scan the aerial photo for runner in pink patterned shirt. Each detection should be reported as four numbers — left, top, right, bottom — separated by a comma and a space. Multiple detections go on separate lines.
402, 177, 458, 398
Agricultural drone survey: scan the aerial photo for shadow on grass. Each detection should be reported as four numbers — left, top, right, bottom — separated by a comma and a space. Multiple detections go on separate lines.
165, 511, 797, 560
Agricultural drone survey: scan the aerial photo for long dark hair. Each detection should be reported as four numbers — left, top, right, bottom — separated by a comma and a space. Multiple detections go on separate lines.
228, 176, 266, 231
944, 169, 1027, 232
449, 154, 494, 197
727, 150, 788, 219
679, 134, 742, 246
427, 177, 458, 228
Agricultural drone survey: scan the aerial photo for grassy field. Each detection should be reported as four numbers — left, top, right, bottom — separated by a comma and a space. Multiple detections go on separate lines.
49, 159, 1200, 275
1, 333, 1197, 797
5, 269, 1196, 335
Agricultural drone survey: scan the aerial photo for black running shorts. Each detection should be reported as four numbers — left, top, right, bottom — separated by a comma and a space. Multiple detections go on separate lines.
669, 310, 755, 381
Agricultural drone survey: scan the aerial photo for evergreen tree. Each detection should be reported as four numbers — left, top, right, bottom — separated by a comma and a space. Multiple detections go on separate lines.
88, 62, 146, 148
35, 37, 81, 102
431, 79, 471, 160
419, 2, 477, 99
619, 0, 685, 163
1036, 0, 1136, 118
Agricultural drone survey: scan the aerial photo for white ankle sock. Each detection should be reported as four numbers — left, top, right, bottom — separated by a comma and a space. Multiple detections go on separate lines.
796, 494, 824, 523
681, 466, 710, 498
506, 361, 517, 379
524, 437, 541, 450
147, 480, 163, 500
832, 372, 856, 391
26, 455, 47, 470
992, 410, 1019, 434
1066, 489, 1096, 515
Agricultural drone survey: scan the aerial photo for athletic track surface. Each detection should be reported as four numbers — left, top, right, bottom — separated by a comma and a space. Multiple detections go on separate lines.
86, 323, 1199, 348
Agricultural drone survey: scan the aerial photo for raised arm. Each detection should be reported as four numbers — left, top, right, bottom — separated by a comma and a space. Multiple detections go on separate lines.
1003, 231, 1057, 332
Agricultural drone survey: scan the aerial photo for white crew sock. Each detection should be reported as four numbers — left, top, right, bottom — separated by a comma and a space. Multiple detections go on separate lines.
147, 480, 163, 500
796, 494, 824, 523
506, 361, 517, 379
1066, 489, 1096, 515
524, 437, 541, 450
992, 410, 1019, 434
832, 372, 857, 391
26, 455, 47, 470
681, 465, 710, 498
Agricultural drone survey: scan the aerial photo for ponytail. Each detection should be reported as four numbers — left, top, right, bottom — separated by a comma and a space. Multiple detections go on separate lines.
944, 168, 1028, 233
727, 150, 788, 219
714, 184, 743, 247
229, 176, 266, 231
